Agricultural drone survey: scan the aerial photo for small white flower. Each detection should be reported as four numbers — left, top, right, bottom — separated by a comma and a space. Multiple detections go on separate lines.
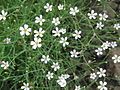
75, 85, 81, 90
114, 23, 120, 30
21, 83, 32, 90
44, 3, 52, 12
35, 15, 45, 25
59, 28, 66, 34
34, 28, 45, 37
1, 61, 9, 69
112, 54, 120, 63
70, 49, 80, 58
3, 38, 11, 44
95, 48, 103, 56
61, 74, 70, 79
97, 68, 106, 77
59, 37, 69, 47
41, 55, 50, 64
57, 74, 70, 87
52, 17, 60, 26
46, 71, 54, 80
58, 4, 64, 10
69, 7, 79, 16
112, 54, 118, 60
101, 41, 110, 50
90, 73, 97, 80
98, 0, 101, 1
87, 10, 97, 19
72, 30, 82, 39
98, 81, 107, 90
51, 62, 60, 71
110, 41, 117, 48
57, 76, 67, 87
30, 38, 42, 49
0, 10, 7, 20
19, 24, 32, 36
52, 27, 61, 37
96, 22, 104, 29
99, 13, 108, 21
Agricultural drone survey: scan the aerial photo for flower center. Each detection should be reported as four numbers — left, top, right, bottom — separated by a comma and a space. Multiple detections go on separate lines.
24, 29, 27, 32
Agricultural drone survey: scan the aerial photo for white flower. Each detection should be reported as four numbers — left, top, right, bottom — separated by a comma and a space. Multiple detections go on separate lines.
98, 81, 107, 90
52, 17, 60, 26
101, 41, 110, 50
69, 7, 79, 16
112, 54, 120, 63
98, 0, 101, 1
72, 30, 82, 39
51, 62, 60, 71
99, 13, 108, 21
114, 23, 120, 30
75, 85, 81, 90
19, 24, 32, 36
41, 55, 50, 64
46, 71, 54, 80
70, 49, 80, 58
90, 73, 97, 80
61, 74, 70, 79
59, 37, 69, 47
58, 4, 64, 10
57, 74, 70, 87
3, 38, 11, 44
35, 15, 45, 25
59, 28, 66, 34
30, 38, 42, 49
44, 3, 52, 12
96, 22, 104, 29
57, 76, 67, 87
95, 48, 103, 56
21, 83, 32, 90
0, 10, 7, 20
34, 28, 45, 37
112, 54, 118, 60
1, 61, 9, 69
87, 10, 97, 19
110, 41, 117, 48
52, 27, 61, 37
97, 68, 106, 77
